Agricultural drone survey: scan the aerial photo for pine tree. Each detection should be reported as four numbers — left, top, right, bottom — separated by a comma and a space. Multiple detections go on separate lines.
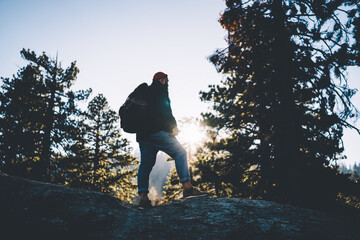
194, 125, 262, 199
56, 118, 92, 187
162, 167, 182, 203
0, 49, 90, 181
198, 0, 360, 207
20, 49, 91, 180
64, 94, 138, 202
0, 65, 47, 178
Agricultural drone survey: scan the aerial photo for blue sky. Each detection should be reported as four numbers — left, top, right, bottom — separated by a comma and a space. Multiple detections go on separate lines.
0, 0, 226, 116
1, 0, 359, 167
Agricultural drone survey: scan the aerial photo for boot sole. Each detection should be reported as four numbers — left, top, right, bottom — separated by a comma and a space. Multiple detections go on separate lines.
138, 206, 153, 210
181, 193, 209, 199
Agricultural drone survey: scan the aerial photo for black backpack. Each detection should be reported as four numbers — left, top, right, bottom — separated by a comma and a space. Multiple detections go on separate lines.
119, 83, 149, 133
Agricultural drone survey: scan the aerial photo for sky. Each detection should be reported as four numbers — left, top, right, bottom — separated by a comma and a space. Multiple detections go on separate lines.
1, 0, 360, 167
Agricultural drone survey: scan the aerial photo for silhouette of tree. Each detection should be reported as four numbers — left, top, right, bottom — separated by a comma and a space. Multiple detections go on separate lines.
0, 50, 91, 181
163, 167, 182, 203
198, 0, 360, 207
193, 122, 262, 199
339, 163, 360, 183
61, 94, 138, 202
0, 65, 47, 178
0, 50, 137, 201
18, 49, 91, 181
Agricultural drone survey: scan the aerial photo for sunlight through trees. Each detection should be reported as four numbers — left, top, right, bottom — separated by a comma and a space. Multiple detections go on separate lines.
0, 50, 138, 202
195, 0, 360, 208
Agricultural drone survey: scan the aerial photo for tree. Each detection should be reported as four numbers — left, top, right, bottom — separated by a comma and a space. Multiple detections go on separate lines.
0, 49, 90, 181
0, 65, 47, 178
63, 94, 138, 202
198, 0, 360, 207
20, 49, 91, 180
163, 167, 182, 203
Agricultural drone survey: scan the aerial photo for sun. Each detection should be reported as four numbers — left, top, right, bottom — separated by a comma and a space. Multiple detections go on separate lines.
178, 121, 204, 147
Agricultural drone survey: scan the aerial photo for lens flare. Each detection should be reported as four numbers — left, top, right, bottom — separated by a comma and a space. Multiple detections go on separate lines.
178, 122, 204, 146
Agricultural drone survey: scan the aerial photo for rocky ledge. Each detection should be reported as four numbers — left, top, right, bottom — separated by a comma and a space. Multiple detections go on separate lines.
1, 172, 360, 240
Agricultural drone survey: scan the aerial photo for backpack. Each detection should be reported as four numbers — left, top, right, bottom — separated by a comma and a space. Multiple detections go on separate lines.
119, 83, 149, 133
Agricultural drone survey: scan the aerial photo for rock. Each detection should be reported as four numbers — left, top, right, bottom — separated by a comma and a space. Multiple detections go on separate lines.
1, 171, 360, 240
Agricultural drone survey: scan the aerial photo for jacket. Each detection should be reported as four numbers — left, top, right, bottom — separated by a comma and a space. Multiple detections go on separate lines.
136, 80, 177, 141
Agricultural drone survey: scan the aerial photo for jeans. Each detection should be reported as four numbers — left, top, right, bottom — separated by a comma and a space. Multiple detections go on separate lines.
137, 131, 190, 194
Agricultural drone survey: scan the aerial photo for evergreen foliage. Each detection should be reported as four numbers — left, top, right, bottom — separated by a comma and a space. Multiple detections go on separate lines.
197, 0, 360, 207
0, 50, 138, 202
0, 49, 91, 181
0, 64, 47, 178
61, 94, 138, 201
163, 167, 182, 203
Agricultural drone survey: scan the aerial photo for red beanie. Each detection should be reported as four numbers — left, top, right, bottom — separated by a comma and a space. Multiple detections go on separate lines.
153, 72, 168, 81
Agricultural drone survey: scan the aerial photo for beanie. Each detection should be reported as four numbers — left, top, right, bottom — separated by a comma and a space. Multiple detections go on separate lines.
153, 72, 168, 81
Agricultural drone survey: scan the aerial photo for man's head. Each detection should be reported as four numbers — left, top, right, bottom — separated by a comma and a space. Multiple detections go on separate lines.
153, 72, 168, 85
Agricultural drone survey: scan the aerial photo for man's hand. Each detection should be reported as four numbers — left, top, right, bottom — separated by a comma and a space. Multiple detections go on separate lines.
172, 127, 180, 136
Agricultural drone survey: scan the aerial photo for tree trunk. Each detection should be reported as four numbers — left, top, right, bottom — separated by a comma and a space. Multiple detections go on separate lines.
93, 119, 101, 190
40, 61, 57, 181
271, 0, 299, 202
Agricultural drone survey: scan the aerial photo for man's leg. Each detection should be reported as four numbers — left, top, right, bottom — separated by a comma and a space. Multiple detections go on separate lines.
155, 132, 207, 197
150, 131, 191, 185
138, 141, 158, 200
141, 131, 207, 199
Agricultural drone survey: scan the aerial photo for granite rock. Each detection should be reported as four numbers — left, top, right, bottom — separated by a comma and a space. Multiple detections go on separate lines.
1, 172, 359, 240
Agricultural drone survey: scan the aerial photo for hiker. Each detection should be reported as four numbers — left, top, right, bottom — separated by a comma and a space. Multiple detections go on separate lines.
137, 72, 207, 209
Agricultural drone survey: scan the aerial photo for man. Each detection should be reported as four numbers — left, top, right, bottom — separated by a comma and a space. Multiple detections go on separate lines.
137, 71, 207, 209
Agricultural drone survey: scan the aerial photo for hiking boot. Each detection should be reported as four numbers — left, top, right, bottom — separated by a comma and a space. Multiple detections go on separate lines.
138, 199, 153, 209
182, 187, 209, 199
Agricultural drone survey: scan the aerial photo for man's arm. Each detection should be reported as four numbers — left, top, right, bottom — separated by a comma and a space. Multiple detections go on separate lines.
153, 92, 177, 133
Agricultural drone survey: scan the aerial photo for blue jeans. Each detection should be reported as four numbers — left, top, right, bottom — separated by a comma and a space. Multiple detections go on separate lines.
137, 131, 190, 194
